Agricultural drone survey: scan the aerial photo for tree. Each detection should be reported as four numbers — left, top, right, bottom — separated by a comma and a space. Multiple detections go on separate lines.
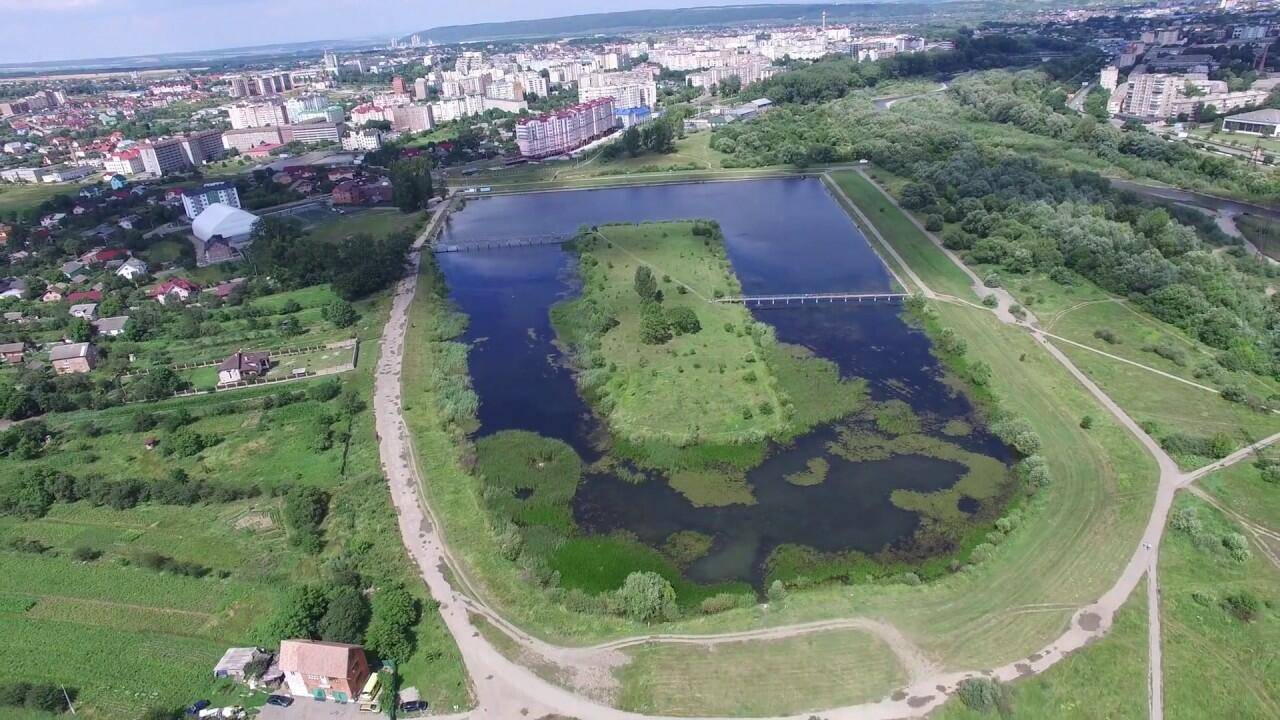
364, 586, 420, 664
639, 303, 672, 345
319, 586, 371, 644
262, 584, 328, 641
665, 306, 701, 335
622, 126, 642, 157
323, 300, 358, 328
956, 677, 1004, 713
613, 571, 677, 623
633, 265, 657, 301
283, 486, 330, 553
390, 156, 434, 212
65, 317, 92, 342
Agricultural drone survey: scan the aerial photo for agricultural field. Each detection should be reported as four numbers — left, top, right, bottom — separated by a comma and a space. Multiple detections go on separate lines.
0, 182, 81, 217
0, 286, 472, 716
305, 208, 423, 245
617, 628, 908, 716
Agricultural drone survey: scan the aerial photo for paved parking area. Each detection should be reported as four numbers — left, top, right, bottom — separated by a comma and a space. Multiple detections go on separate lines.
255, 699, 365, 720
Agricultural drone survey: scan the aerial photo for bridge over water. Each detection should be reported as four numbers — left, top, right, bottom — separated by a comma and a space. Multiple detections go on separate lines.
716, 292, 909, 308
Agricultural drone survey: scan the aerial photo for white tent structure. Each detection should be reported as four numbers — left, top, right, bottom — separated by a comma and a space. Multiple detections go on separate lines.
192, 203, 259, 247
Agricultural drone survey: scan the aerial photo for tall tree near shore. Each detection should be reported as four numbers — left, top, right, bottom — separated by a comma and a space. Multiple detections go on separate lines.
390, 156, 434, 212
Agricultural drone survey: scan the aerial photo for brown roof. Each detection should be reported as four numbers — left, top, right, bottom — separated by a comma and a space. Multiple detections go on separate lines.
218, 351, 270, 374
0, 342, 24, 353
278, 640, 364, 678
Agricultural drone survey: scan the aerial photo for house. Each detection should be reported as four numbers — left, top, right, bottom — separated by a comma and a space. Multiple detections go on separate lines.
208, 278, 246, 300
278, 640, 370, 704
0, 277, 26, 299
217, 351, 271, 384
41, 213, 66, 228
41, 288, 64, 303
116, 257, 148, 280
117, 214, 141, 230
49, 341, 96, 374
0, 342, 25, 364
60, 260, 85, 277
93, 315, 129, 336
150, 278, 199, 305
66, 290, 102, 304
69, 302, 98, 320
108, 173, 129, 190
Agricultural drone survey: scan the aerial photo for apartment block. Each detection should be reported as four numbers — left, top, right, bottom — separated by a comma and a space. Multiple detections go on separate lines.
516, 97, 617, 158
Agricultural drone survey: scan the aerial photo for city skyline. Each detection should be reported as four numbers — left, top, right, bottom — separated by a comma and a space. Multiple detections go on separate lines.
0, 0, 802, 65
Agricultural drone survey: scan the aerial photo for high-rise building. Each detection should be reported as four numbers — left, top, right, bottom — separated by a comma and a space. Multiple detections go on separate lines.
227, 76, 249, 98
281, 121, 344, 144
228, 100, 289, 129
180, 130, 226, 165
392, 76, 408, 95
578, 71, 658, 110
455, 51, 485, 75
285, 95, 343, 124
140, 138, 191, 176
323, 50, 340, 76
516, 97, 617, 158
414, 77, 430, 101
391, 105, 435, 133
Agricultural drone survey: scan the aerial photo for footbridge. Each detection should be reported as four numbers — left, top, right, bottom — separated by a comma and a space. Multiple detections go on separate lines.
434, 234, 570, 253
716, 291, 909, 308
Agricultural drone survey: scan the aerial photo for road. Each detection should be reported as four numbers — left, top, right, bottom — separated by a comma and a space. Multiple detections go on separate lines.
370, 175, 1280, 720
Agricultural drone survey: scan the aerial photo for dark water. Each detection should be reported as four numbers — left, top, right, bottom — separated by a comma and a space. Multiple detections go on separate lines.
436, 178, 1008, 585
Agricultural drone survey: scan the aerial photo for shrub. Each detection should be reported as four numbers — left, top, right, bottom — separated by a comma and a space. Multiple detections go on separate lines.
1170, 507, 1201, 534
1222, 591, 1261, 621
283, 486, 330, 553
982, 271, 1001, 288
71, 546, 102, 562
956, 677, 1003, 713
612, 571, 677, 623
981, 294, 998, 308
1222, 532, 1251, 562
364, 586, 420, 664
322, 300, 358, 328
1093, 328, 1119, 344
1079, 414, 1094, 429
767, 579, 787, 602
700, 593, 751, 614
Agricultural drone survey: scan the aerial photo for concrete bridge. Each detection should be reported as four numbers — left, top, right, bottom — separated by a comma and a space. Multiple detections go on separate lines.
716, 292, 909, 308
434, 234, 570, 253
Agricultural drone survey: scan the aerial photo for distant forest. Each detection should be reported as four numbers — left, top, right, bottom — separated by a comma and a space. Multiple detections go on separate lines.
412, 2, 1001, 44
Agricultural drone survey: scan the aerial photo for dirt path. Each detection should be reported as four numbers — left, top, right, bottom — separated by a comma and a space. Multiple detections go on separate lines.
372, 180, 1280, 720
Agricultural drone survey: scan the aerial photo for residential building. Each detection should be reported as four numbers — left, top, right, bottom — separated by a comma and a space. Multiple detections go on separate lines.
182, 181, 241, 219
413, 77, 430, 101
228, 100, 289, 129
223, 127, 284, 153
117, 257, 149, 280
1099, 66, 1119, 92
217, 350, 271, 384
140, 138, 191, 176
227, 76, 250, 98
149, 278, 201, 305
285, 95, 343, 124
1222, 108, 1280, 136
578, 70, 658, 110
49, 342, 96, 374
69, 303, 98, 320
104, 149, 145, 176
0, 277, 26, 299
282, 121, 343, 145
391, 105, 435, 133
92, 315, 129, 337
0, 167, 46, 183
391, 76, 408, 95
41, 165, 94, 183
342, 128, 383, 151
180, 130, 226, 165
332, 180, 392, 205
0, 342, 24, 364
351, 103, 395, 126
516, 97, 617, 158
279, 640, 371, 703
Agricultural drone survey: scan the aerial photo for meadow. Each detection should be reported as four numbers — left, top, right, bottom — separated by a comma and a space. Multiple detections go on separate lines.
0, 182, 80, 216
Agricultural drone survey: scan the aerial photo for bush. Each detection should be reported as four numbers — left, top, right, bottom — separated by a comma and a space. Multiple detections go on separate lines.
665, 306, 701, 335
283, 486, 330, 553
956, 677, 1004, 713
322, 300, 358, 328
981, 294, 998, 308
1222, 590, 1261, 621
364, 586, 420, 664
1170, 507, 1201, 535
71, 546, 102, 562
1079, 414, 1094, 429
319, 585, 371, 644
612, 571, 678, 623
1093, 328, 1119, 344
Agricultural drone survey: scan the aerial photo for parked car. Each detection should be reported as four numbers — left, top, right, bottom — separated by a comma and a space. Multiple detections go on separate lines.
266, 695, 294, 708
186, 700, 210, 715
400, 700, 429, 713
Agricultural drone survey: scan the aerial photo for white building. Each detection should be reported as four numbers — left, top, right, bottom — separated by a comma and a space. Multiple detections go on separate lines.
1100, 65, 1120, 92
182, 181, 240, 219
192, 203, 259, 247
578, 70, 658, 110
391, 105, 435, 133
284, 95, 342, 124
342, 128, 384, 151
103, 149, 145, 176
516, 97, 617, 158
228, 100, 289, 129
116, 257, 149, 280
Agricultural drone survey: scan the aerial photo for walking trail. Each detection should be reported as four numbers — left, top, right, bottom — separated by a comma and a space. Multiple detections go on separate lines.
373, 179, 1280, 720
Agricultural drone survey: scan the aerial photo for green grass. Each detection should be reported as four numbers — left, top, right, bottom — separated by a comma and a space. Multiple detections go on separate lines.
1199, 455, 1280, 533
617, 628, 908, 716
558, 221, 787, 445
139, 238, 191, 266
828, 170, 977, 300
1, 290, 472, 716
931, 584, 1148, 720
1160, 491, 1280, 719
0, 182, 81, 215
305, 209, 423, 245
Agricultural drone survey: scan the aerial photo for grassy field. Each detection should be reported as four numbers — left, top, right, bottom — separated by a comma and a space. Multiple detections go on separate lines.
560, 221, 787, 445
0, 289, 472, 716
305, 209, 423, 245
0, 182, 81, 215
1160, 491, 1279, 719
617, 628, 908, 716
1199, 454, 1280, 536
828, 170, 977, 300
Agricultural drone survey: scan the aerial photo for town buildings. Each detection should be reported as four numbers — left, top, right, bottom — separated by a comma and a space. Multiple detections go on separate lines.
182, 181, 241, 219
279, 640, 371, 704
217, 351, 272, 384
516, 97, 617, 158
578, 69, 659, 109
228, 100, 289, 129
49, 342, 96, 374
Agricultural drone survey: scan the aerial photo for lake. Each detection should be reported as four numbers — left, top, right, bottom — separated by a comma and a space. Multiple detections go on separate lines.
435, 177, 1009, 586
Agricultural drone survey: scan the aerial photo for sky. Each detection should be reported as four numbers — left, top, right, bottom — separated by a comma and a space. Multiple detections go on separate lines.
0, 0, 801, 64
